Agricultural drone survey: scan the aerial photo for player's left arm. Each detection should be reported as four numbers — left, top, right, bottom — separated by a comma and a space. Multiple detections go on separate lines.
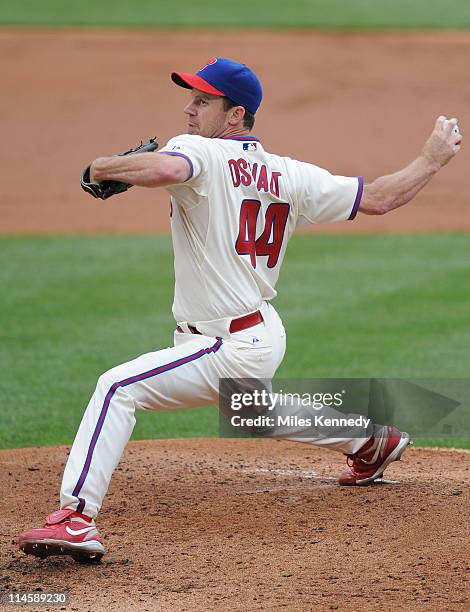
360, 116, 462, 216
90, 152, 191, 188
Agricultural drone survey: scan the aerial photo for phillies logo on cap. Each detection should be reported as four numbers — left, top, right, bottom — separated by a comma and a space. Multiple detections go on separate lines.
202, 58, 218, 69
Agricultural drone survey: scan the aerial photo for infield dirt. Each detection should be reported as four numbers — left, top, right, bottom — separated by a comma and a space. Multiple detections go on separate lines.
1, 440, 470, 611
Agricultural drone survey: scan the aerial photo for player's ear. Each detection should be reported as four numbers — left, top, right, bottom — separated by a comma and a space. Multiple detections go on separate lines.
228, 105, 246, 126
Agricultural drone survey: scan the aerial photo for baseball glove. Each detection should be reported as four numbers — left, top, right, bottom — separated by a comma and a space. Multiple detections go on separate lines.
80, 137, 158, 200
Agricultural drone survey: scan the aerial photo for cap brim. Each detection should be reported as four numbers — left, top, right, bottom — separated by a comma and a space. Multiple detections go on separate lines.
171, 72, 225, 96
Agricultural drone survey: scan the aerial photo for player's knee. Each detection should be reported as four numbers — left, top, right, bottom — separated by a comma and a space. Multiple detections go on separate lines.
96, 370, 117, 393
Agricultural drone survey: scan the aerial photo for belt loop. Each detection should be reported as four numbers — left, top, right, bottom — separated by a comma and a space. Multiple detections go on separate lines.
176, 322, 192, 334
176, 322, 201, 335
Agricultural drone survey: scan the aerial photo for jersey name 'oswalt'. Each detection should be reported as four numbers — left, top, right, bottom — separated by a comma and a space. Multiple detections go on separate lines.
228, 157, 282, 197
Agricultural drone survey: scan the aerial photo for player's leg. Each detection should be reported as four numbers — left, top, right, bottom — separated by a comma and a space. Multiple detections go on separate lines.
18, 334, 230, 561
228, 303, 410, 486
221, 302, 374, 454
61, 334, 228, 517
262, 389, 410, 486
267, 400, 410, 485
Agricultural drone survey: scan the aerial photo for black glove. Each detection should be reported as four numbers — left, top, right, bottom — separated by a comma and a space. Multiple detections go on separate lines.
80, 137, 158, 200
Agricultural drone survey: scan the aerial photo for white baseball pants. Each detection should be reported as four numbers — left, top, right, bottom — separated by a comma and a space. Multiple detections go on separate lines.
60, 302, 370, 518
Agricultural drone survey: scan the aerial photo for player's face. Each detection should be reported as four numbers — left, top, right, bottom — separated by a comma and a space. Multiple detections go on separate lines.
184, 90, 230, 138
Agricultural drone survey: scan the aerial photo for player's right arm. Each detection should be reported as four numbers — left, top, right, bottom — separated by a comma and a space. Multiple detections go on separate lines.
360, 116, 462, 216
90, 152, 191, 187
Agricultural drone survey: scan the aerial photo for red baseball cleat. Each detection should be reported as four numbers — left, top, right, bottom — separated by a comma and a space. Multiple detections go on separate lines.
18, 509, 104, 563
338, 426, 411, 486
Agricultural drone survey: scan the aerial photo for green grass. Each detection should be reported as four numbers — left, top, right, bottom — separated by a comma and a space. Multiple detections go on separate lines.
0, 233, 469, 449
2, 0, 470, 29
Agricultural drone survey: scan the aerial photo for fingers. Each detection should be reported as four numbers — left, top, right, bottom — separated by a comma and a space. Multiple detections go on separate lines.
435, 115, 447, 131
449, 119, 463, 144
447, 119, 462, 144
435, 115, 459, 131
444, 117, 458, 133
434, 115, 463, 143
434, 115, 459, 134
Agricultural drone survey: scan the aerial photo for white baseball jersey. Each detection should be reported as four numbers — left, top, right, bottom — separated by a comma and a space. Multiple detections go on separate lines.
160, 134, 363, 324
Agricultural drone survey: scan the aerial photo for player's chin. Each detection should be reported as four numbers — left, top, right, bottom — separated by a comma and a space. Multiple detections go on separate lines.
187, 125, 199, 135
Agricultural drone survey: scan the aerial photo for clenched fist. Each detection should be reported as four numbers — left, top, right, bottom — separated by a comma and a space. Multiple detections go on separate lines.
422, 115, 463, 170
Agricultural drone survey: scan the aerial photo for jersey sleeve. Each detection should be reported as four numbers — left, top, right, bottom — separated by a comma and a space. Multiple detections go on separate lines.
159, 134, 208, 196
291, 160, 363, 227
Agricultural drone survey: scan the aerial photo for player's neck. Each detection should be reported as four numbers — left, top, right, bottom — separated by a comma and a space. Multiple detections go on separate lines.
216, 126, 252, 140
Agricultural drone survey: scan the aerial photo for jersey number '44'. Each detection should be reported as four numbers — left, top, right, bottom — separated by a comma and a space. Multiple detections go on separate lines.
235, 199, 290, 269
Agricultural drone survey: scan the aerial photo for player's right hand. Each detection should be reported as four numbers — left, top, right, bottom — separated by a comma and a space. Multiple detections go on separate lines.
422, 115, 463, 170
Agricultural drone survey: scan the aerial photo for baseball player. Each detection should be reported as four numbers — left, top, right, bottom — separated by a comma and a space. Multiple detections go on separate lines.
18, 58, 462, 563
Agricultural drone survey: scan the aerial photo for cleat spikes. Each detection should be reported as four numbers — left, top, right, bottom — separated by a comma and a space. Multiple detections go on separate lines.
18, 509, 105, 562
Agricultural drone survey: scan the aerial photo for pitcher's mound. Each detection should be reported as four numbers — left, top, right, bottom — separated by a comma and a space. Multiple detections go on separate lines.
2, 439, 469, 611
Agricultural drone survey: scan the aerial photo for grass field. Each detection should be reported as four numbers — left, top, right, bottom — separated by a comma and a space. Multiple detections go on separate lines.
1, 234, 469, 449
2, 0, 470, 28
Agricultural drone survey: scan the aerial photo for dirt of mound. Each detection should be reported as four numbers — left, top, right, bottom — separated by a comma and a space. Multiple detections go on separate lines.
1, 28, 469, 235
1, 439, 469, 611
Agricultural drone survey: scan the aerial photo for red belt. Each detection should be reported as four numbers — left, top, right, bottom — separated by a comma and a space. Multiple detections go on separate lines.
177, 310, 263, 335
